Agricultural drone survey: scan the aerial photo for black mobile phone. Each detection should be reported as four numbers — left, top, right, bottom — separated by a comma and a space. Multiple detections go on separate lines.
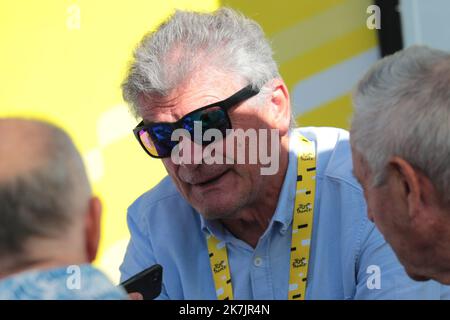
119, 264, 163, 300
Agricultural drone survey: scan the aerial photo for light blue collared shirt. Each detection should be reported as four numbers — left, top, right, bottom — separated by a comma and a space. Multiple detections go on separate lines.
0, 264, 127, 300
120, 127, 450, 299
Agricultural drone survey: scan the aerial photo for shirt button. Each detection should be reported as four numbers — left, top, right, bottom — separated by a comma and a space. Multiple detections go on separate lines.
254, 257, 263, 267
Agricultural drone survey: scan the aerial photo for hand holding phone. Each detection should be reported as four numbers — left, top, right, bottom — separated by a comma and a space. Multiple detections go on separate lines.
119, 264, 163, 300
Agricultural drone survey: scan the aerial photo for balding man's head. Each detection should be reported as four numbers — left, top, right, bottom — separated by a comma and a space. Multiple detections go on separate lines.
0, 118, 95, 271
0, 119, 83, 184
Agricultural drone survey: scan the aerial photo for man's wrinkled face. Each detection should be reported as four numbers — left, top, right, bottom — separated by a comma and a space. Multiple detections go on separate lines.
139, 70, 279, 219
351, 149, 433, 281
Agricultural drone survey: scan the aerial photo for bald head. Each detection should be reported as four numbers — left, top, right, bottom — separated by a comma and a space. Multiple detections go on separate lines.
0, 119, 58, 181
0, 118, 92, 267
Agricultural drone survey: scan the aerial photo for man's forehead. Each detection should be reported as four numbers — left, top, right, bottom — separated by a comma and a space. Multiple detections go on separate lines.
137, 66, 246, 119
139, 88, 222, 108
138, 82, 242, 122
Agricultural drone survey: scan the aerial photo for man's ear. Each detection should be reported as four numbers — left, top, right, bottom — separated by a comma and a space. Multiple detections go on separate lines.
387, 157, 423, 220
85, 196, 102, 263
266, 79, 291, 135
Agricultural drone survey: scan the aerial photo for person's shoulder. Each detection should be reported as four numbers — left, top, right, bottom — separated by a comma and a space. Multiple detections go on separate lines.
296, 127, 361, 191
0, 265, 126, 300
295, 128, 370, 265
75, 265, 127, 299
129, 175, 180, 211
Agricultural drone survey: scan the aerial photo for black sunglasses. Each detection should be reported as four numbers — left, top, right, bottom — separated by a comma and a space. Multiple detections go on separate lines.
133, 84, 260, 158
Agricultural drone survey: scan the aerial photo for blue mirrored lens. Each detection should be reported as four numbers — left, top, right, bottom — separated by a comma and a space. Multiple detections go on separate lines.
149, 124, 177, 157
148, 106, 230, 157
182, 107, 228, 144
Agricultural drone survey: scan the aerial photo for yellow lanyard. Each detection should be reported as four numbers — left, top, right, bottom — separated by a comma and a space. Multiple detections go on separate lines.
207, 134, 316, 300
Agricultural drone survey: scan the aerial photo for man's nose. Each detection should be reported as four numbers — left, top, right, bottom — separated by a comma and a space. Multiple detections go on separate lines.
176, 135, 204, 169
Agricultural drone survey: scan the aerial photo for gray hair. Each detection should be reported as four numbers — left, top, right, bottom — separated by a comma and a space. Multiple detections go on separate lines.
0, 119, 91, 263
351, 45, 450, 204
122, 7, 280, 117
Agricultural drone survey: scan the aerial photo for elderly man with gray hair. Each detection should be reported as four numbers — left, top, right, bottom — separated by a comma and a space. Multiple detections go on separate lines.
0, 118, 126, 299
119, 8, 450, 299
351, 45, 450, 285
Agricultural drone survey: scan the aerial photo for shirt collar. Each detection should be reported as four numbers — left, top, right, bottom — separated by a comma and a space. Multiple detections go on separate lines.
271, 129, 300, 234
200, 214, 225, 238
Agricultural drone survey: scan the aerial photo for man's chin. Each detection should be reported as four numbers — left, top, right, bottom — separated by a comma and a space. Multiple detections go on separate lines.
190, 192, 247, 220
407, 268, 450, 285
405, 269, 432, 282
192, 198, 243, 220
196, 205, 239, 220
